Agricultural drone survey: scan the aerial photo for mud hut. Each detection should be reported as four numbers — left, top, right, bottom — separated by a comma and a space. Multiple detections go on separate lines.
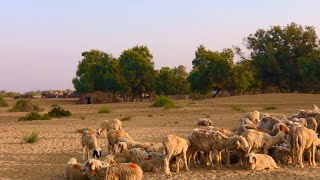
78, 91, 120, 104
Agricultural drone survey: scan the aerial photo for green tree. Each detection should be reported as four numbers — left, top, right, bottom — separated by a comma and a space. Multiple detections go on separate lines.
298, 50, 320, 92
155, 67, 175, 95
72, 50, 121, 94
119, 45, 156, 102
172, 65, 190, 95
246, 23, 319, 92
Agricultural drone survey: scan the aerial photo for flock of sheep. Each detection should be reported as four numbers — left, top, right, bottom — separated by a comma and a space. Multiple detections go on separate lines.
64, 104, 320, 180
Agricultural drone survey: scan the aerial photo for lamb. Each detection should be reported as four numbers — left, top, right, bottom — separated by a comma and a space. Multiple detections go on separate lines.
64, 157, 90, 180
145, 143, 165, 154
197, 118, 213, 126
212, 131, 249, 169
96, 119, 123, 137
82, 159, 143, 180
306, 117, 317, 131
268, 146, 292, 164
82, 131, 102, 160
244, 110, 260, 124
291, 126, 319, 168
246, 152, 278, 170
106, 129, 136, 154
163, 134, 189, 174
241, 129, 286, 154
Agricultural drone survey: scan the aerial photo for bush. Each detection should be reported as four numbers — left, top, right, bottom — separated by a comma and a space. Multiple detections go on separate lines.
120, 116, 132, 121
47, 104, 71, 118
231, 104, 245, 112
0, 96, 8, 107
152, 96, 175, 109
99, 106, 111, 113
23, 131, 39, 143
261, 106, 278, 110
18, 112, 51, 121
10, 99, 43, 112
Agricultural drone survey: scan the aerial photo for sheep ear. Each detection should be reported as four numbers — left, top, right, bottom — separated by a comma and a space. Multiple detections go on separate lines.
253, 156, 257, 164
248, 156, 253, 163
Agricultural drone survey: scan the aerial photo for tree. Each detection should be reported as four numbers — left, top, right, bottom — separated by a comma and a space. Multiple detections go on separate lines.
298, 50, 320, 92
118, 45, 156, 102
172, 65, 190, 95
245, 23, 319, 92
155, 67, 175, 95
72, 50, 121, 94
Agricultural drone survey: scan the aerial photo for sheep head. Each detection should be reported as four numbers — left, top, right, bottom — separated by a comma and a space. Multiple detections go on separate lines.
104, 155, 115, 166
247, 153, 257, 170
82, 159, 103, 177
236, 136, 249, 152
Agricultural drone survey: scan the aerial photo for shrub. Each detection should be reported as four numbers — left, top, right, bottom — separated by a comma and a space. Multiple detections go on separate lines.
23, 131, 39, 143
47, 104, 71, 118
231, 104, 245, 112
99, 106, 111, 113
0, 96, 8, 107
152, 96, 175, 109
261, 106, 278, 111
120, 116, 132, 121
10, 99, 43, 112
18, 112, 51, 121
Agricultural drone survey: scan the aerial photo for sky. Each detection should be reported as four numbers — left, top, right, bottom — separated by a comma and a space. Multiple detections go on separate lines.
1, 0, 320, 93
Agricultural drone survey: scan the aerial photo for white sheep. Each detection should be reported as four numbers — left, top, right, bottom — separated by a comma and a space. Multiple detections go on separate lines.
96, 119, 123, 137
257, 116, 280, 134
163, 134, 189, 174
241, 129, 286, 154
306, 117, 317, 131
145, 143, 165, 154
246, 152, 278, 170
64, 157, 89, 180
114, 141, 128, 154
82, 159, 143, 180
239, 117, 255, 126
106, 129, 136, 154
244, 110, 260, 124
82, 131, 102, 160
197, 118, 213, 126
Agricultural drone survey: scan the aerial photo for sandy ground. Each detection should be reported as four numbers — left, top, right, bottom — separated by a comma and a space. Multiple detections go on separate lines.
1, 93, 320, 180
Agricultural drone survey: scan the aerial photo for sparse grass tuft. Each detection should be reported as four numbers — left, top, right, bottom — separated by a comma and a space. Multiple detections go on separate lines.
48, 104, 71, 118
231, 104, 245, 112
148, 114, 153, 117
98, 106, 111, 113
23, 131, 39, 143
152, 96, 175, 109
120, 116, 132, 121
10, 99, 43, 112
18, 112, 51, 121
261, 106, 278, 111
0, 96, 8, 107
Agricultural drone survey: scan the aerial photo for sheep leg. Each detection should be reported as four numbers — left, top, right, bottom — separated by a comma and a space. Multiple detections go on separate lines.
297, 148, 304, 168
164, 153, 172, 174
307, 148, 312, 166
209, 151, 214, 169
312, 145, 316, 166
176, 156, 180, 173
218, 151, 223, 170
213, 150, 221, 170
226, 149, 231, 167
82, 146, 86, 160
183, 149, 189, 172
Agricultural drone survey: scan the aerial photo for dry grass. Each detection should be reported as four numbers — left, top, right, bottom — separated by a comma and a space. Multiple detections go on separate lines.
1, 93, 320, 179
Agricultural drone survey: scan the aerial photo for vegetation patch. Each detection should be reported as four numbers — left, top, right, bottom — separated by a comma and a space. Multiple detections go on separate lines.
19, 112, 51, 121
48, 104, 71, 118
0, 96, 8, 107
231, 104, 246, 112
23, 131, 39, 143
261, 106, 278, 111
10, 99, 43, 112
98, 106, 111, 113
120, 116, 132, 121
152, 96, 175, 109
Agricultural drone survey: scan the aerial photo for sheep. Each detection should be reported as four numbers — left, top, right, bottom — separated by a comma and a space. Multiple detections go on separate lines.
106, 129, 136, 154
163, 134, 189, 174
82, 131, 102, 160
138, 154, 185, 172
64, 157, 90, 180
239, 117, 255, 126
206, 126, 234, 137
257, 116, 280, 134
246, 152, 278, 170
112, 148, 149, 164
212, 131, 249, 169
82, 159, 143, 180
268, 146, 292, 164
235, 124, 257, 135
241, 129, 286, 154
197, 118, 213, 126
96, 119, 123, 137
145, 143, 165, 154
103, 155, 115, 166
298, 118, 307, 127
244, 110, 260, 124
306, 117, 317, 131
291, 126, 319, 168
114, 141, 128, 154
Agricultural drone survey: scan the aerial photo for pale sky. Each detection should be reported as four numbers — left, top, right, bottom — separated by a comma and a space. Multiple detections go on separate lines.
1, 0, 319, 93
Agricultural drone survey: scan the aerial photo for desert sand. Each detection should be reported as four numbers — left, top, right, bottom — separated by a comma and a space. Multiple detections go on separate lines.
1, 93, 320, 180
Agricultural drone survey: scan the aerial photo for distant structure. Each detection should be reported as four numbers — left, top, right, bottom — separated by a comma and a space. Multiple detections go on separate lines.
41, 90, 80, 98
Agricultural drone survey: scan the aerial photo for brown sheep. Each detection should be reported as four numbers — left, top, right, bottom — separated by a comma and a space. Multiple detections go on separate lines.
82, 131, 102, 160
197, 118, 213, 126
163, 134, 189, 174
64, 157, 90, 180
246, 152, 278, 170
268, 146, 292, 164
96, 119, 123, 137
244, 111, 260, 125
106, 129, 136, 154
